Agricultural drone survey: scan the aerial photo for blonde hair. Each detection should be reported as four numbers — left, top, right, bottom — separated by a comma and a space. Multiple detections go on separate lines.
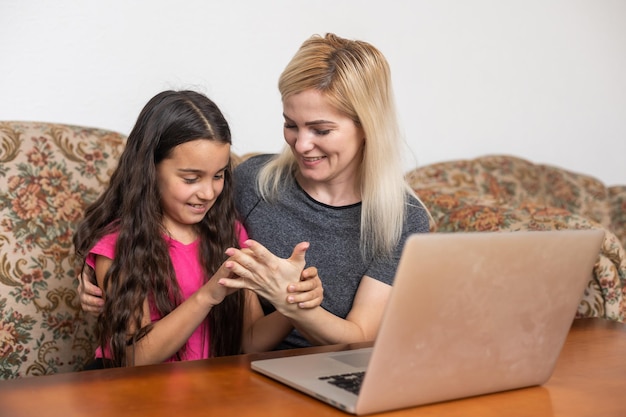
259, 33, 429, 259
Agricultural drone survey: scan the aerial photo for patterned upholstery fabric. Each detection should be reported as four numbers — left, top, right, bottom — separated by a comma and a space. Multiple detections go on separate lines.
2, 129, 623, 380
0, 121, 126, 379
406, 155, 626, 322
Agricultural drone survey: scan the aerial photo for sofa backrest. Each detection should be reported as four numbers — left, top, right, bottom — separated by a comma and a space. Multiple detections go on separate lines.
407, 154, 626, 249
0, 121, 126, 379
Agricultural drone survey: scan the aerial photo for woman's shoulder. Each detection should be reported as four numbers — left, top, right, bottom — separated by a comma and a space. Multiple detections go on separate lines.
404, 193, 432, 233
233, 154, 281, 209
234, 154, 276, 184
235, 153, 276, 172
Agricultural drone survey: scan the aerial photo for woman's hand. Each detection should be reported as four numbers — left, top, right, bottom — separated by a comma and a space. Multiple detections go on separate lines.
77, 269, 104, 316
220, 240, 311, 313
288, 266, 323, 309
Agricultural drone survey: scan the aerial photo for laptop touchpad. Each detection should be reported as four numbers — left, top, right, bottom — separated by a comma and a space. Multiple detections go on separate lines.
330, 350, 372, 368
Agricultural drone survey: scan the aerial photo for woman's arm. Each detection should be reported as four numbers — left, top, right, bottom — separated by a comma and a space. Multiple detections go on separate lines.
221, 240, 390, 345
284, 276, 390, 345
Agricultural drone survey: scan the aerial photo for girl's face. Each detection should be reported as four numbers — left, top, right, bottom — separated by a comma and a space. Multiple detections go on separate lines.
283, 89, 365, 190
156, 139, 230, 243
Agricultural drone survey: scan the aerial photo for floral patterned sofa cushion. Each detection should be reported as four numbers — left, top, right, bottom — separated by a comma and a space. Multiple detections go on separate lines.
406, 155, 626, 323
0, 121, 126, 379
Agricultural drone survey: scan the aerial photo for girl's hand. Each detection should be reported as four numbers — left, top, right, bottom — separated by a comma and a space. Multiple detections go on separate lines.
201, 261, 242, 307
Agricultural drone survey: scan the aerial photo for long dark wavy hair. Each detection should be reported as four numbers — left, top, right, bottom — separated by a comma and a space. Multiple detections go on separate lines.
73, 90, 244, 366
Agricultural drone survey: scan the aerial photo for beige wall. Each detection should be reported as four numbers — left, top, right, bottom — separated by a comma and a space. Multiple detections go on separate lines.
1, 0, 624, 184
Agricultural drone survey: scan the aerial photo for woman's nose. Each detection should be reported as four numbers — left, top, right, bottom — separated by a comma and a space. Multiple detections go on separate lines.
293, 132, 315, 154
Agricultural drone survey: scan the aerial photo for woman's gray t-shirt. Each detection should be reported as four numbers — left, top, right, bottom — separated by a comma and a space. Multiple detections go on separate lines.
234, 154, 430, 349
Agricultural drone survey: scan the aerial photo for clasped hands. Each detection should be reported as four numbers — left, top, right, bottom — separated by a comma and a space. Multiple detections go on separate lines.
220, 240, 322, 313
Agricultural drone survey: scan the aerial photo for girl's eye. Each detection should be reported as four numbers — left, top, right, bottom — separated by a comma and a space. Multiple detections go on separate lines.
183, 177, 198, 184
284, 123, 297, 129
213, 173, 225, 180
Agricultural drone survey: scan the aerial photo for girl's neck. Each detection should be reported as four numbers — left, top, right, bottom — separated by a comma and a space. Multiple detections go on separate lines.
162, 223, 198, 245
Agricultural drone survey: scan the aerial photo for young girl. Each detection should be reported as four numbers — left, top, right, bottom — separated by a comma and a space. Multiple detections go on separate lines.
73, 90, 321, 368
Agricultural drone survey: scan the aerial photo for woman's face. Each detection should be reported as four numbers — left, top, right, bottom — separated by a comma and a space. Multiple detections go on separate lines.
156, 139, 230, 243
283, 89, 365, 189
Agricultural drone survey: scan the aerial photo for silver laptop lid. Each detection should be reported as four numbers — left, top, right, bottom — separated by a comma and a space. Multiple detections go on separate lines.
357, 230, 603, 413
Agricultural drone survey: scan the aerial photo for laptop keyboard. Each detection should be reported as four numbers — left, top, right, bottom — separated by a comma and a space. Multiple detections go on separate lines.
319, 371, 365, 395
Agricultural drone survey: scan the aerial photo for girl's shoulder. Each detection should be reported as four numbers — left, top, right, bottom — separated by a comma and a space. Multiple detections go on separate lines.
98, 230, 120, 245
235, 220, 249, 247
86, 230, 120, 268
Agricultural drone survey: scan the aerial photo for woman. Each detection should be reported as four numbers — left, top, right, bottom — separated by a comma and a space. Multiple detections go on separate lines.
221, 33, 431, 349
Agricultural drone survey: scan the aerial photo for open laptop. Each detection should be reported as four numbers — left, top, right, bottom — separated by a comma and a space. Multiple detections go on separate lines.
251, 230, 604, 415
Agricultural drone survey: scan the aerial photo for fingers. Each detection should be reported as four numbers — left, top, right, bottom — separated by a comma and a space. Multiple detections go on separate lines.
287, 266, 323, 309
289, 266, 318, 292
224, 245, 265, 277
287, 284, 323, 308
223, 241, 311, 305
240, 239, 275, 264
80, 293, 104, 315
77, 269, 103, 316
240, 240, 309, 269
293, 297, 322, 309
82, 301, 104, 315
215, 259, 255, 291
300, 266, 318, 282
82, 275, 103, 297
217, 276, 247, 289
288, 241, 310, 266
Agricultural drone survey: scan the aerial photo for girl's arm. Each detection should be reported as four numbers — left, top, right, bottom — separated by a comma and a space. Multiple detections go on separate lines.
240, 266, 323, 353
240, 291, 292, 353
94, 255, 233, 366
78, 266, 322, 316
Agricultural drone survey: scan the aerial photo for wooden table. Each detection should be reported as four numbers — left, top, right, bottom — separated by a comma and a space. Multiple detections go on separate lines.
0, 318, 624, 417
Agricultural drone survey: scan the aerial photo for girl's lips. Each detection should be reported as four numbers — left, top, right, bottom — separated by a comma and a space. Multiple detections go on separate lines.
188, 203, 208, 214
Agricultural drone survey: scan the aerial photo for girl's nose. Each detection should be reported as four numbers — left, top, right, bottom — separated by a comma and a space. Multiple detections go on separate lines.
197, 182, 216, 201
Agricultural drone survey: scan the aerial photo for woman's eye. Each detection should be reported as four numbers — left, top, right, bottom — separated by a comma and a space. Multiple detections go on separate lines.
183, 177, 198, 184
213, 173, 225, 180
284, 123, 296, 129
314, 129, 331, 136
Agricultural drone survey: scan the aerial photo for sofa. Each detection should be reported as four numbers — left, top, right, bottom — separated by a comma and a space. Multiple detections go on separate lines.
0, 121, 126, 379
406, 155, 626, 322
1, 121, 624, 380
